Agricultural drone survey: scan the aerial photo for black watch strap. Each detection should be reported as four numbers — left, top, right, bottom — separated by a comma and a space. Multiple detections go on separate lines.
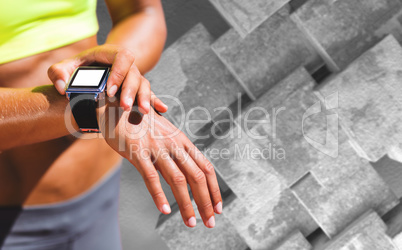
70, 93, 100, 133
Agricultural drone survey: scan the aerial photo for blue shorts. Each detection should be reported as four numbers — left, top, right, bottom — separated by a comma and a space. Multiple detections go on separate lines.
0, 164, 122, 250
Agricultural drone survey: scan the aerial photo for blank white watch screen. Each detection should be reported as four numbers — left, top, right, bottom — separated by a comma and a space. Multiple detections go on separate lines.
71, 69, 106, 87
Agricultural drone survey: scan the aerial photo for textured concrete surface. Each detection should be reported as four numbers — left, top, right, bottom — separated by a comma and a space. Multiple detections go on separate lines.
323, 211, 397, 250
292, 166, 398, 238
209, 0, 289, 37
207, 124, 287, 214
319, 35, 402, 162
292, 0, 401, 70
146, 24, 244, 139
156, 200, 248, 250
212, 5, 321, 99
239, 67, 335, 186
235, 64, 399, 237
239, 67, 313, 129
205, 119, 319, 249
223, 189, 318, 250
274, 231, 312, 250
247, 73, 319, 186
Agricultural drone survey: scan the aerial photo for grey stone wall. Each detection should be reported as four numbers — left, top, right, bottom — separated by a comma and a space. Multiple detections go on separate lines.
96, 0, 402, 249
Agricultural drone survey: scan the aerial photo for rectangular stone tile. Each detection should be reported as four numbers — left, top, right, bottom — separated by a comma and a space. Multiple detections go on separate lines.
156, 200, 248, 250
212, 5, 321, 99
205, 123, 288, 214
208, 0, 289, 37
224, 189, 318, 250
324, 211, 397, 250
292, 0, 401, 70
146, 23, 244, 139
319, 35, 402, 162
238, 67, 350, 188
306, 136, 363, 189
274, 231, 312, 250
239, 67, 325, 186
240, 67, 314, 125
291, 152, 399, 238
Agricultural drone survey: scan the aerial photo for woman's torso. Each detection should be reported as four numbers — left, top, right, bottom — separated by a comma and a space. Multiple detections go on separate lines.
0, 36, 122, 206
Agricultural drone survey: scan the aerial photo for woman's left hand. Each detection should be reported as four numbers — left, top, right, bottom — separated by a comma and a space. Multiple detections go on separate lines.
47, 44, 168, 114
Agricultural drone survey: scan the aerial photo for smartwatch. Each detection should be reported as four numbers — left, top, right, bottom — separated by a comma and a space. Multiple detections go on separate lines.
65, 66, 110, 133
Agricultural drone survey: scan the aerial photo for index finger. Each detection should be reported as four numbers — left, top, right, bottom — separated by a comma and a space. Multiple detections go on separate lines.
105, 49, 136, 97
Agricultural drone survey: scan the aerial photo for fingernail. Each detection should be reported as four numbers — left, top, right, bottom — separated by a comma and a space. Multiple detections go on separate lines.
187, 217, 196, 227
125, 97, 133, 110
144, 102, 150, 111
162, 103, 168, 109
108, 85, 118, 97
55, 80, 66, 93
207, 216, 215, 228
162, 204, 171, 214
214, 202, 222, 214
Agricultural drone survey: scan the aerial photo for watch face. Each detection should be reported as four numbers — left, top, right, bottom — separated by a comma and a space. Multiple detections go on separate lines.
67, 67, 109, 89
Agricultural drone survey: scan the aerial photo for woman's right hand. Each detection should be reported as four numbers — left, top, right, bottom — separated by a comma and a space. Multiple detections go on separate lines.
47, 44, 168, 114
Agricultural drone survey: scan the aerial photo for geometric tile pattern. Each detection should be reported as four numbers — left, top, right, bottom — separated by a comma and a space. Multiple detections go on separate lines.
292, 0, 401, 71
212, 5, 321, 99
209, 0, 289, 37
151, 0, 402, 249
319, 35, 402, 162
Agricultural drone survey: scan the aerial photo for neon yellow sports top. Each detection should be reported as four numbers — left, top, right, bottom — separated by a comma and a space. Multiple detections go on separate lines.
0, 0, 99, 64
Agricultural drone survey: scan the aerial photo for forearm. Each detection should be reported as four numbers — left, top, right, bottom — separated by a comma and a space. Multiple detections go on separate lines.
105, 3, 167, 74
0, 85, 78, 150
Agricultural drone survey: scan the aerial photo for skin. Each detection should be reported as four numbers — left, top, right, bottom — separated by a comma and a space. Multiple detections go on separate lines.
0, 0, 222, 228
